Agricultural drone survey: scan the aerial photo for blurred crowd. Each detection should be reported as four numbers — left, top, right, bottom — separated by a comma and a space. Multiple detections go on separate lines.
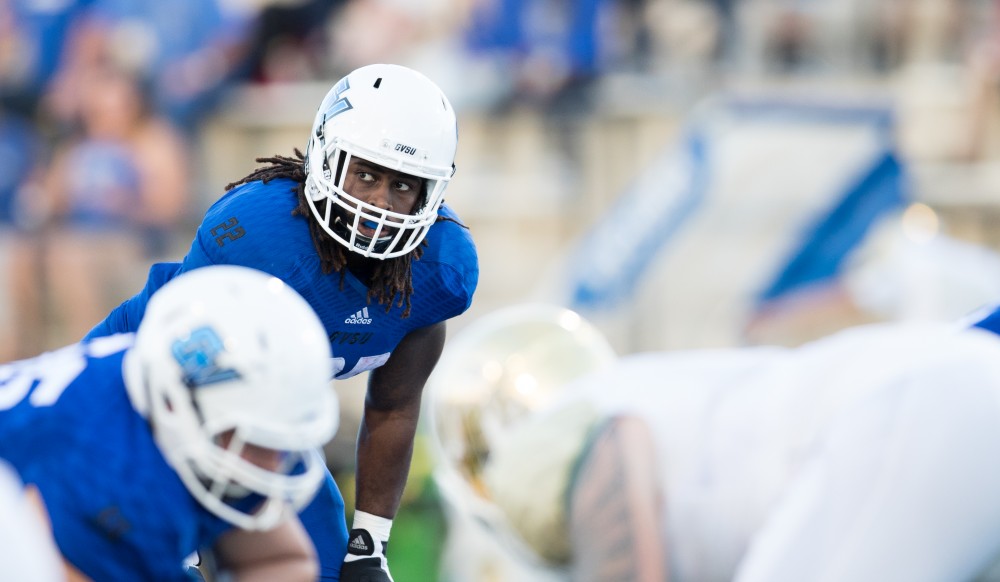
3, 0, 999, 359
0, 0, 359, 357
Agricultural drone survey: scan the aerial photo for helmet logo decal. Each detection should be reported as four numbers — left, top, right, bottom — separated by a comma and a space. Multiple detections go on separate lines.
322, 76, 353, 122
172, 326, 242, 388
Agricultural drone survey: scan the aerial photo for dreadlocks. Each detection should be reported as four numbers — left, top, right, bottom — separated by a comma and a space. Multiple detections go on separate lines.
225, 149, 464, 318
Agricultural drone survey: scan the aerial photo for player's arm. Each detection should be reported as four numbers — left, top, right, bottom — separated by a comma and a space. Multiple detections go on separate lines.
211, 516, 317, 582
568, 415, 668, 582
357, 321, 445, 515
342, 321, 446, 580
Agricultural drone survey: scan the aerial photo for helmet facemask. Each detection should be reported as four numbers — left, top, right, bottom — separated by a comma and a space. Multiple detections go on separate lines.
128, 349, 330, 531
182, 432, 327, 531
305, 145, 448, 259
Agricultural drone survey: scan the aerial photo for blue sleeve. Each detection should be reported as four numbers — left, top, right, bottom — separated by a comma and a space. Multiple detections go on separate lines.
84, 235, 217, 340
298, 471, 348, 582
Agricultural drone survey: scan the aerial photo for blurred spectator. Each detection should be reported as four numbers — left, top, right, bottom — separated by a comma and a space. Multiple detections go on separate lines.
0, 0, 102, 359
709, 0, 739, 63
956, 0, 1000, 160
462, 0, 612, 112
326, 0, 459, 77
45, 0, 257, 134
39, 64, 191, 346
0, 0, 94, 122
640, 0, 722, 84
0, 113, 45, 362
240, 0, 348, 84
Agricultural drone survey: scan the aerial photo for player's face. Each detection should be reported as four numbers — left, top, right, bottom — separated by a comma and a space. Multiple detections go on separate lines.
217, 430, 285, 472
342, 158, 424, 238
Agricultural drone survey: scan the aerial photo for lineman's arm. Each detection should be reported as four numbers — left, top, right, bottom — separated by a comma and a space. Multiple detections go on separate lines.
355, 321, 446, 518
211, 516, 318, 582
569, 415, 668, 582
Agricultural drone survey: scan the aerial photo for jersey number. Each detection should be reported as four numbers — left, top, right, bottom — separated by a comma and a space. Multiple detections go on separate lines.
211, 217, 246, 247
0, 336, 130, 410
0, 345, 85, 410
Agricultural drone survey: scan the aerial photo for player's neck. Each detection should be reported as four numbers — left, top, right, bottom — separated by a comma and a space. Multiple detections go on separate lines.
345, 253, 377, 286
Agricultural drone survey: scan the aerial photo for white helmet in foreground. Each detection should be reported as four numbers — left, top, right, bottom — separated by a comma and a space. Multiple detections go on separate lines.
426, 303, 616, 563
304, 63, 458, 259
124, 265, 339, 530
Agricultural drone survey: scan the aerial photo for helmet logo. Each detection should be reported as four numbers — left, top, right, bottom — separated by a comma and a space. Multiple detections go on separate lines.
322, 76, 353, 122
172, 326, 242, 388
394, 143, 417, 156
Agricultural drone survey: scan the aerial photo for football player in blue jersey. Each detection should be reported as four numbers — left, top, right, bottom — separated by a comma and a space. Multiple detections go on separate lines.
0, 265, 340, 581
84, 63, 480, 581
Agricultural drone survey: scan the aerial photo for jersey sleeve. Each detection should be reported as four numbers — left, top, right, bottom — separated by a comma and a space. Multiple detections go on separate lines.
423, 209, 479, 322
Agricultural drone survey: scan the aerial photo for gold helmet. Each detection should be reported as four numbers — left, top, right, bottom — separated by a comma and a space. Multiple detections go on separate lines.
426, 303, 616, 563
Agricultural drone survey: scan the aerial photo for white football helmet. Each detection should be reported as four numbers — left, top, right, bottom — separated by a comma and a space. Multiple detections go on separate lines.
304, 63, 458, 259
123, 265, 339, 531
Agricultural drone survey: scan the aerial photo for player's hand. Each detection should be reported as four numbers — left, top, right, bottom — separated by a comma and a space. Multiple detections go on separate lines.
340, 528, 394, 582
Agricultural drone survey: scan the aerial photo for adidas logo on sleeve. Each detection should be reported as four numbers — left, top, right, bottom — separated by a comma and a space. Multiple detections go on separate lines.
345, 307, 372, 324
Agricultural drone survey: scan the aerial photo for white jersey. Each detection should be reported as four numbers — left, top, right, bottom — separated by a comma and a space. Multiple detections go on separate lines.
574, 322, 1000, 582
0, 461, 66, 582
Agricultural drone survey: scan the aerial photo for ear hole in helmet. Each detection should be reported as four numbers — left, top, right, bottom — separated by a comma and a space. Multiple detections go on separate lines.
334, 150, 348, 179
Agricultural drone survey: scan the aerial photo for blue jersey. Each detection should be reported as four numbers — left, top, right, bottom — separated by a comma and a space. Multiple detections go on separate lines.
85, 177, 480, 580
88, 177, 479, 379
0, 335, 232, 581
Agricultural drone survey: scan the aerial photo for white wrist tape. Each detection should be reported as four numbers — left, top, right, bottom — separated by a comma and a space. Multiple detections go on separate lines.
353, 510, 393, 542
